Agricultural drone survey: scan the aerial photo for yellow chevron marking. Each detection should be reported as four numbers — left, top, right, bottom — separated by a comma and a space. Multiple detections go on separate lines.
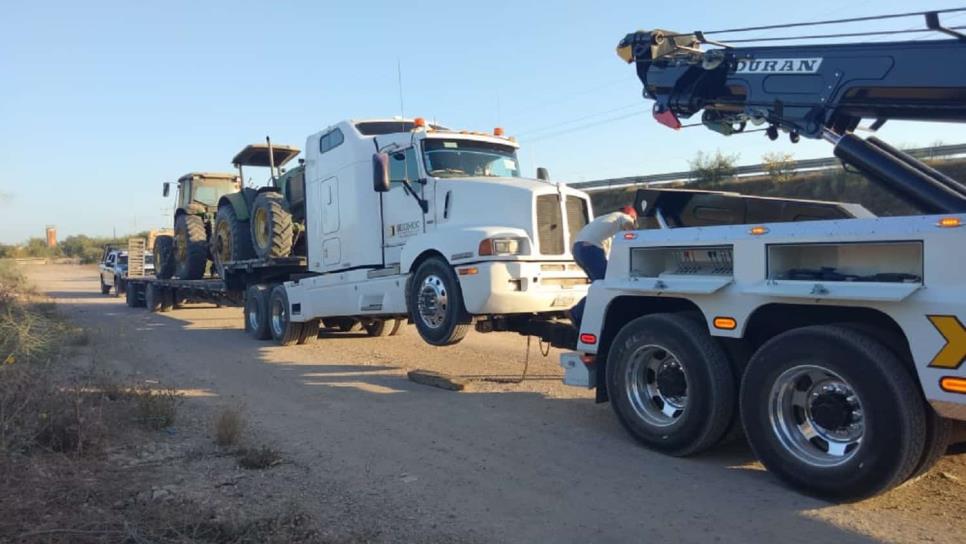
928, 315, 966, 369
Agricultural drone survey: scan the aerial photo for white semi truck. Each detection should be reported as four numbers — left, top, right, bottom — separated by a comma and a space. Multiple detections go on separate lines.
126, 118, 593, 347
555, 18, 966, 501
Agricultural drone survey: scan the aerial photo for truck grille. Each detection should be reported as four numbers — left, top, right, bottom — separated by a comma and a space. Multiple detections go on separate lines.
536, 195, 564, 255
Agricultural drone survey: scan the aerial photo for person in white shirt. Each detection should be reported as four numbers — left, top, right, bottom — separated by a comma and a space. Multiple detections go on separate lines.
570, 205, 638, 325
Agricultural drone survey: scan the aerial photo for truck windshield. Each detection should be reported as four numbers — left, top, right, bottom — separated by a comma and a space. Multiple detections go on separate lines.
423, 139, 520, 178
193, 181, 237, 207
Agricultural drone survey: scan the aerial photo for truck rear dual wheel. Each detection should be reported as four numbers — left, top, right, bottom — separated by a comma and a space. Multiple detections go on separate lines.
362, 318, 403, 337
408, 257, 471, 346
740, 325, 927, 501
174, 214, 208, 280
244, 285, 271, 340
212, 204, 255, 277
153, 235, 176, 280
251, 192, 294, 260
268, 285, 302, 346
606, 313, 737, 456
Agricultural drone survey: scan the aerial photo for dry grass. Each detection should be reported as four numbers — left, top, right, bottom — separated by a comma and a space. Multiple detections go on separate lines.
213, 405, 247, 447
238, 445, 283, 470
132, 384, 182, 430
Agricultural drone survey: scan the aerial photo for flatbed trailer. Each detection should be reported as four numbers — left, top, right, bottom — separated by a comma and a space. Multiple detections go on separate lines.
123, 257, 308, 310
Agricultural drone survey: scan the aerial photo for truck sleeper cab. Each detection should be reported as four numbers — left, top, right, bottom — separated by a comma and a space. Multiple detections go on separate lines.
262, 119, 593, 346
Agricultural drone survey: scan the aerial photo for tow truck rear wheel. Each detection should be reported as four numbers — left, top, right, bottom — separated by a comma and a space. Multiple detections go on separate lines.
740, 325, 926, 501
409, 257, 471, 346
269, 284, 302, 346
606, 313, 736, 456
244, 285, 271, 340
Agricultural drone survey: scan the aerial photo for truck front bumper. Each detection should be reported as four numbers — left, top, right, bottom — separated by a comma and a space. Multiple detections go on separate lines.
457, 260, 589, 315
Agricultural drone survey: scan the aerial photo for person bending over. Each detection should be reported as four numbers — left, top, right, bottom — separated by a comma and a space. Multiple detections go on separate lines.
569, 205, 638, 326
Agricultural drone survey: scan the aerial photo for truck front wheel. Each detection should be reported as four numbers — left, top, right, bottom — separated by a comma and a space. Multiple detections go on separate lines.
606, 313, 736, 456
408, 257, 471, 346
740, 325, 926, 501
269, 284, 303, 346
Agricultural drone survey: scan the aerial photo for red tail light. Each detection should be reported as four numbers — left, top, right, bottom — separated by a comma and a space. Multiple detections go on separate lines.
579, 333, 597, 345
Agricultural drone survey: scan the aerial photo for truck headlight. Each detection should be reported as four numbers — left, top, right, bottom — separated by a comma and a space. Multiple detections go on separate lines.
479, 236, 529, 256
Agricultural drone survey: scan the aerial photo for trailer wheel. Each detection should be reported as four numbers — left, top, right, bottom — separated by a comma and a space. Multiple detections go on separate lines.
100, 277, 111, 295
268, 285, 302, 346
244, 285, 271, 340
409, 257, 471, 346
125, 283, 137, 307
297, 319, 320, 345
159, 287, 174, 313
174, 214, 208, 280
211, 204, 254, 277
740, 325, 926, 501
153, 235, 176, 279
251, 192, 293, 260
145, 283, 162, 313
606, 313, 736, 456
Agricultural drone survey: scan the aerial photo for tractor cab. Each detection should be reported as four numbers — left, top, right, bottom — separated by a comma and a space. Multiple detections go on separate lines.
163, 172, 241, 217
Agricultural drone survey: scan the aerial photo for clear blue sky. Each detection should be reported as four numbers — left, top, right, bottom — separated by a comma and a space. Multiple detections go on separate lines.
1, 0, 964, 243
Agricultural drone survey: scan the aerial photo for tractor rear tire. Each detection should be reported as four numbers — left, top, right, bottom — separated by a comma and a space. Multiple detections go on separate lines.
251, 192, 294, 260
153, 235, 176, 279
212, 204, 254, 277
174, 214, 208, 280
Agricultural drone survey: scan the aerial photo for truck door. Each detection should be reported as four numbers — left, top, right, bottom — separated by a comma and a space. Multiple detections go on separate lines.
319, 176, 341, 268
381, 147, 425, 266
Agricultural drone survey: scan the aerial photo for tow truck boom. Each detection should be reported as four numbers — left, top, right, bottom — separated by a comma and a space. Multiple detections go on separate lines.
617, 10, 966, 213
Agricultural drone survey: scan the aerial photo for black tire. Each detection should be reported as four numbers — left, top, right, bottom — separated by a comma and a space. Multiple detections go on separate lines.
337, 319, 362, 332
125, 283, 137, 307
908, 407, 953, 481
740, 325, 926, 501
244, 285, 271, 340
268, 284, 302, 346
153, 235, 175, 279
145, 283, 161, 313
100, 277, 111, 295
606, 313, 736, 456
363, 319, 394, 337
297, 319, 321, 345
174, 214, 208, 280
389, 319, 405, 336
211, 204, 255, 277
159, 287, 174, 313
251, 192, 293, 260
114, 276, 124, 297
408, 257, 471, 346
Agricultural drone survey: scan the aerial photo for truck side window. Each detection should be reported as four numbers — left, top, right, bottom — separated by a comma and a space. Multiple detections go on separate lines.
319, 128, 345, 154
389, 148, 419, 184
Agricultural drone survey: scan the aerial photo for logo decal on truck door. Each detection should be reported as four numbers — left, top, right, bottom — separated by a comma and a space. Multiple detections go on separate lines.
927, 315, 966, 369
389, 221, 421, 237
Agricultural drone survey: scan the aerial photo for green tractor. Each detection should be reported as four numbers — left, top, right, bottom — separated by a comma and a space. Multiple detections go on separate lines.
154, 172, 247, 280
210, 139, 304, 272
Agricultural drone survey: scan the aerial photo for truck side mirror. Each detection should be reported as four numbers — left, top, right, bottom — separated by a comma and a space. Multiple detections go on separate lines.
536, 167, 550, 181
372, 153, 390, 193
162, 182, 170, 197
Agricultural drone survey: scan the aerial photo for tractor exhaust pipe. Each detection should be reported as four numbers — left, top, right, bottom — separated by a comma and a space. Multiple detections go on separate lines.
833, 134, 966, 214
266, 136, 277, 183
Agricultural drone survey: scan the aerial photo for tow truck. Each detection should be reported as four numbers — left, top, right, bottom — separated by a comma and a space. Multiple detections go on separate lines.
559, 9, 966, 500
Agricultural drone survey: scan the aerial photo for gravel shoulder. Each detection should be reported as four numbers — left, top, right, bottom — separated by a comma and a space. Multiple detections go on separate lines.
28, 264, 966, 544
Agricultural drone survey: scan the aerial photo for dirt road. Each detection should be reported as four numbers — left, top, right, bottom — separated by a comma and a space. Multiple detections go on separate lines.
29, 264, 966, 543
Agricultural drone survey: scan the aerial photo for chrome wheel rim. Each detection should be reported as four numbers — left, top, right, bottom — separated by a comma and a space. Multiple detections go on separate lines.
417, 274, 448, 329
270, 296, 286, 337
624, 344, 688, 427
769, 364, 864, 467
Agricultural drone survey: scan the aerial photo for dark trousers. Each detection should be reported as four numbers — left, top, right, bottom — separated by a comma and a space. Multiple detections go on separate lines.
570, 242, 607, 327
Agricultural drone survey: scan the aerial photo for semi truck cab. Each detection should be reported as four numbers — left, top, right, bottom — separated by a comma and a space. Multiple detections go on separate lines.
286, 118, 593, 345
